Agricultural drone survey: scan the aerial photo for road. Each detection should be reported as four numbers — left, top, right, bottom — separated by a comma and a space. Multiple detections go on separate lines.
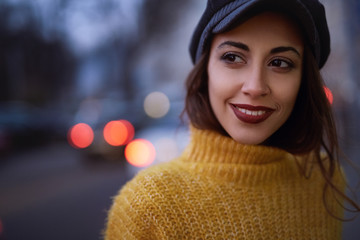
0, 142, 135, 240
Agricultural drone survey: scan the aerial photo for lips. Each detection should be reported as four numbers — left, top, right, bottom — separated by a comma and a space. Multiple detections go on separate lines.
231, 104, 275, 124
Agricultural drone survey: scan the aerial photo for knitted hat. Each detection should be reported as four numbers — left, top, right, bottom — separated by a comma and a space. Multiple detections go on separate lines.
190, 0, 330, 69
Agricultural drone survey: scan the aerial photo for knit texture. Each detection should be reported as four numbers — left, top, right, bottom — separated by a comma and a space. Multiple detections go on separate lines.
105, 127, 345, 239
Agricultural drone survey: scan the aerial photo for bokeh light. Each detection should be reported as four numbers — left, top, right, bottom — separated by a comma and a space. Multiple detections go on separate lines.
324, 86, 334, 105
103, 120, 134, 146
68, 123, 94, 149
144, 91, 170, 118
125, 139, 156, 167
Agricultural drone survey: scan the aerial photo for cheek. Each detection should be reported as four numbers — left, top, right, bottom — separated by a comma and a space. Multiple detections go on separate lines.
207, 60, 237, 101
208, 75, 222, 109
208, 64, 223, 102
208, 69, 233, 108
274, 78, 301, 112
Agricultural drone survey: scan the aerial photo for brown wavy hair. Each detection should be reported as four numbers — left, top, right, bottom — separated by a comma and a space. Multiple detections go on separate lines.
182, 45, 360, 219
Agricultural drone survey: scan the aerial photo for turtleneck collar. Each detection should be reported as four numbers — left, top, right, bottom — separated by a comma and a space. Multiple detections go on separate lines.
179, 126, 299, 184
184, 126, 291, 164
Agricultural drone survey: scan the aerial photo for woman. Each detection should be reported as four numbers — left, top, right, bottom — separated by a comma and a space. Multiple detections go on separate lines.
105, 0, 359, 239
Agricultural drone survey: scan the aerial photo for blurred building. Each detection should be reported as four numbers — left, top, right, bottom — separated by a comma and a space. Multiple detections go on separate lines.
0, 0, 205, 153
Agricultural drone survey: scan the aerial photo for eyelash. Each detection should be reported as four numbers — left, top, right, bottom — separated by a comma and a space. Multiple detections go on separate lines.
269, 58, 294, 69
220, 53, 295, 70
221, 53, 245, 64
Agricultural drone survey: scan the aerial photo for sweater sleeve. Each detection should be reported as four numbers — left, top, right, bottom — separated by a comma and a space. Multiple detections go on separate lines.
104, 173, 162, 240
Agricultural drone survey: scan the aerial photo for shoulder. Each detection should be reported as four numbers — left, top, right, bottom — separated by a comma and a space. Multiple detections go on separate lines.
115, 156, 193, 197
125, 156, 190, 190
105, 158, 184, 240
105, 157, 192, 239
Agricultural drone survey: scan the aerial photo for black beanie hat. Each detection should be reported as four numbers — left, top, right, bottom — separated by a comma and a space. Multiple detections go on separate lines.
189, 0, 330, 69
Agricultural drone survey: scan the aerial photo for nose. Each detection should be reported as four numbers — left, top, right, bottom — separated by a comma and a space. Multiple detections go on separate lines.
241, 66, 270, 98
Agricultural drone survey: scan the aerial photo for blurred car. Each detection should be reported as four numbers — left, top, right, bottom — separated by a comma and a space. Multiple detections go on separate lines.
0, 101, 69, 155
67, 97, 188, 165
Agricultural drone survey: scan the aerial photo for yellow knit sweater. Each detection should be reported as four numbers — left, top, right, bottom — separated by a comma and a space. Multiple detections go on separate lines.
105, 127, 345, 239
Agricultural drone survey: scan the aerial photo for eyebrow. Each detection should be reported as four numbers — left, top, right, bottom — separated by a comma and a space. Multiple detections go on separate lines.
218, 41, 249, 51
217, 41, 301, 57
270, 46, 301, 57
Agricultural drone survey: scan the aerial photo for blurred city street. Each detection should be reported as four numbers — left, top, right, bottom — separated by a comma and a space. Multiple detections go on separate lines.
1, 0, 360, 239
0, 141, 133, 240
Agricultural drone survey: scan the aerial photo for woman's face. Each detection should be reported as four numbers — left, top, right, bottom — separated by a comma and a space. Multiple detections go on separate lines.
208, 12, 304, 145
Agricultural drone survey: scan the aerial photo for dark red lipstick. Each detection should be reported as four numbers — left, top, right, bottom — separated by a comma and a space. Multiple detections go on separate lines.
231, 104, 275, 124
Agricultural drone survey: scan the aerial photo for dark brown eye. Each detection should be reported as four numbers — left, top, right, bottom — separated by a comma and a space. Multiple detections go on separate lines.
221, 53, 245, 64
269, 59, 293, 68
